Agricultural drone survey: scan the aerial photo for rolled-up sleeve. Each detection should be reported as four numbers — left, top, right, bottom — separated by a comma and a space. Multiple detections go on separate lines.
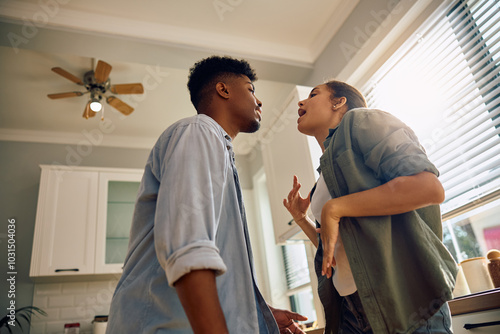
152, 121, 228, 286
352, 110, 439, 182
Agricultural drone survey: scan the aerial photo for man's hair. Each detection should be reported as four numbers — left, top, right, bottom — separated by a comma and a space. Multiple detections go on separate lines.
187, 56, 257, 110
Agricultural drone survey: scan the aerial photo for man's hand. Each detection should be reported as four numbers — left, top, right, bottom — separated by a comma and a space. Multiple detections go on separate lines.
269, 305, 308, 334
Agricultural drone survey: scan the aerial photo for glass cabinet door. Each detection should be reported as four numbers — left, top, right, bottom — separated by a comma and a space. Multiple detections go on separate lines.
95, 170, 143, 274
105, 181, 140, 265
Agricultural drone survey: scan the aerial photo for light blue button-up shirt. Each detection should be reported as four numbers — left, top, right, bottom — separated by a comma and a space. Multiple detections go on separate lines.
107, 114, 278, 333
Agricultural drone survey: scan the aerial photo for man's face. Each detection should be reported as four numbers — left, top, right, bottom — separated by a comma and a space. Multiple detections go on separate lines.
227, 75, 263, 134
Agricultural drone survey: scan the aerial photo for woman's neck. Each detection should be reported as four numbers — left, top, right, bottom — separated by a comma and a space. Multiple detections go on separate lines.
314, 130, 329, 152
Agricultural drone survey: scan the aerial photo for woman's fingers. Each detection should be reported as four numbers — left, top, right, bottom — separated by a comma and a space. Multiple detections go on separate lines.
320, 199, 341, 278
292, 176, 302, 192
285, 176, 303, 205
321, 234, 336, 278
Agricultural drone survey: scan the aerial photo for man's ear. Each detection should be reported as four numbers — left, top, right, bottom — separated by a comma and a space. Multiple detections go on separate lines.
215, 82, 230, 99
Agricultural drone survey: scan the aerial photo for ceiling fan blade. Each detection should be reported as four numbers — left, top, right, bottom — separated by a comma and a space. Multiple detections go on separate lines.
106, 96, 134, 115
110, 83, 144, 94
82, 102, 97, 119
47, 91, 84, 99
94, 60, 112, 83
51, 67, 84, 85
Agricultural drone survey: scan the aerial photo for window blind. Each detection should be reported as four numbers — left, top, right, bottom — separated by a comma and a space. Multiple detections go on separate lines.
361, 0, 500, 215
281, 243, 310, 290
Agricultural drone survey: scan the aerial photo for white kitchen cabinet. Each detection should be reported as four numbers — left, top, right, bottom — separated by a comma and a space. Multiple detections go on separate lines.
30, 166, 98, 276
452, 309, 500, 334
449, 289, 500, 334
30, 165, 143, 279
260, 85, 322, 244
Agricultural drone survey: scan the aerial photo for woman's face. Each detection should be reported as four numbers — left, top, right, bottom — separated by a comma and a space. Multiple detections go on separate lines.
297, 84, 338, 137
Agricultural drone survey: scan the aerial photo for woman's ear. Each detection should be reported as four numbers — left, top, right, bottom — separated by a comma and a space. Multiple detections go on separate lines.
332, 97, 347, 110
215, 82, 230, 99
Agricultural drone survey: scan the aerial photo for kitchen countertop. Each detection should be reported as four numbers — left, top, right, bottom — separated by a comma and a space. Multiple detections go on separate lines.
448, 288, 500, 315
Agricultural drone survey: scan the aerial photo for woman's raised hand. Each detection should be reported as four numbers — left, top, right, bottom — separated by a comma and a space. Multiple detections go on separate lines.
283, 175, 311, 222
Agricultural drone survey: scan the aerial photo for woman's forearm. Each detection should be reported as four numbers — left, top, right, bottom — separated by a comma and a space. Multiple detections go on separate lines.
295, 216, 319, 247
323, 171, 444, 220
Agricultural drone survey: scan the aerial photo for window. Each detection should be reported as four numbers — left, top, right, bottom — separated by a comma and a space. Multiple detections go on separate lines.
361, 0, 500, 263
282, 243, 317, 326
251, 169, 320, 328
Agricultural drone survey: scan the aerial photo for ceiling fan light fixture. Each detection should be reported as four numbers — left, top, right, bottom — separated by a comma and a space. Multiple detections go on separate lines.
48, 60, 143, 119
89, 94, 102, 112
90, 100, 102, 112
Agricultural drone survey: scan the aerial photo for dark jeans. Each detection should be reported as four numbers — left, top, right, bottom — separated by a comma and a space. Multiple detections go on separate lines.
338, 292, 453, 334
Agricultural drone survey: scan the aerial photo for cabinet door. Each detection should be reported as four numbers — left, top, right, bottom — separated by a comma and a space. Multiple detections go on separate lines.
261, 86, 321, 244
94, 171, 142, 274
30, 167, 98, 277
451, 309, 500, 334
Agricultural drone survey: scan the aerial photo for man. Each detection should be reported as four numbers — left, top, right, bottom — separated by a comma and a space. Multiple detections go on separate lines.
106, 56, 306, 333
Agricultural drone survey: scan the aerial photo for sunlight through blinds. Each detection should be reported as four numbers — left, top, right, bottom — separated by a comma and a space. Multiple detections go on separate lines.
361, 0, 500, 215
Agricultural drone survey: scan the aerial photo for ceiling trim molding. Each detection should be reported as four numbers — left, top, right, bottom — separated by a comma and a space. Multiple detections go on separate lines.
309, 0, 360, 61
0, 1, 315, 64
0, 128, 156, 150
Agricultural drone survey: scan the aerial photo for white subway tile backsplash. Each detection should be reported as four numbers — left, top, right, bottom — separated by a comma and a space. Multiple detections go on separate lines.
61, 282, 88, 294
60, 307, 86, 320
35, 283, 62, 295
32, 280, 115, 334
74, 295, 92, 307
33, 294, 48, 309
48, 295, 74, 308
94, 291, 114, 306
87, 280, 118, 293
33, 307, 61, 322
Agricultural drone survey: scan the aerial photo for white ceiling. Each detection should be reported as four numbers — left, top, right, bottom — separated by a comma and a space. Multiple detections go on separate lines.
0, 0, 358, 154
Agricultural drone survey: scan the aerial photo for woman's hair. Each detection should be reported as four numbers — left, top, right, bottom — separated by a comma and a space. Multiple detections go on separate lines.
324, 80, 367, 110
187, 55, 257, 110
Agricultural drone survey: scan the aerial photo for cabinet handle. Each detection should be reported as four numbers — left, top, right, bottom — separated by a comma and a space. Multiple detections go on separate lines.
464, 321, 500, 330
55, 268, 80, 272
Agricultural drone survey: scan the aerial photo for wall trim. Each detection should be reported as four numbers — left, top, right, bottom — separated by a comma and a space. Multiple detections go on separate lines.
0, 128, 156, 149
309, 0, 360, 61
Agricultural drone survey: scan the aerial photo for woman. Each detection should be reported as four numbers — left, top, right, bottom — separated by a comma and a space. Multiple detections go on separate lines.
283, 81, 457, 334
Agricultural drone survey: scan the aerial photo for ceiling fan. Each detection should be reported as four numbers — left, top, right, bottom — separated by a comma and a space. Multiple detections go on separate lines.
47, 60, 144, 119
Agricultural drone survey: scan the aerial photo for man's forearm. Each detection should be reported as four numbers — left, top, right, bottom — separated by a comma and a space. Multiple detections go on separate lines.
175, 269, 229, 334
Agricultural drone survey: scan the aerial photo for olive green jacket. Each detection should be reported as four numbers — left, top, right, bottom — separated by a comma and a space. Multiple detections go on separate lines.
316, 108, 458, 334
